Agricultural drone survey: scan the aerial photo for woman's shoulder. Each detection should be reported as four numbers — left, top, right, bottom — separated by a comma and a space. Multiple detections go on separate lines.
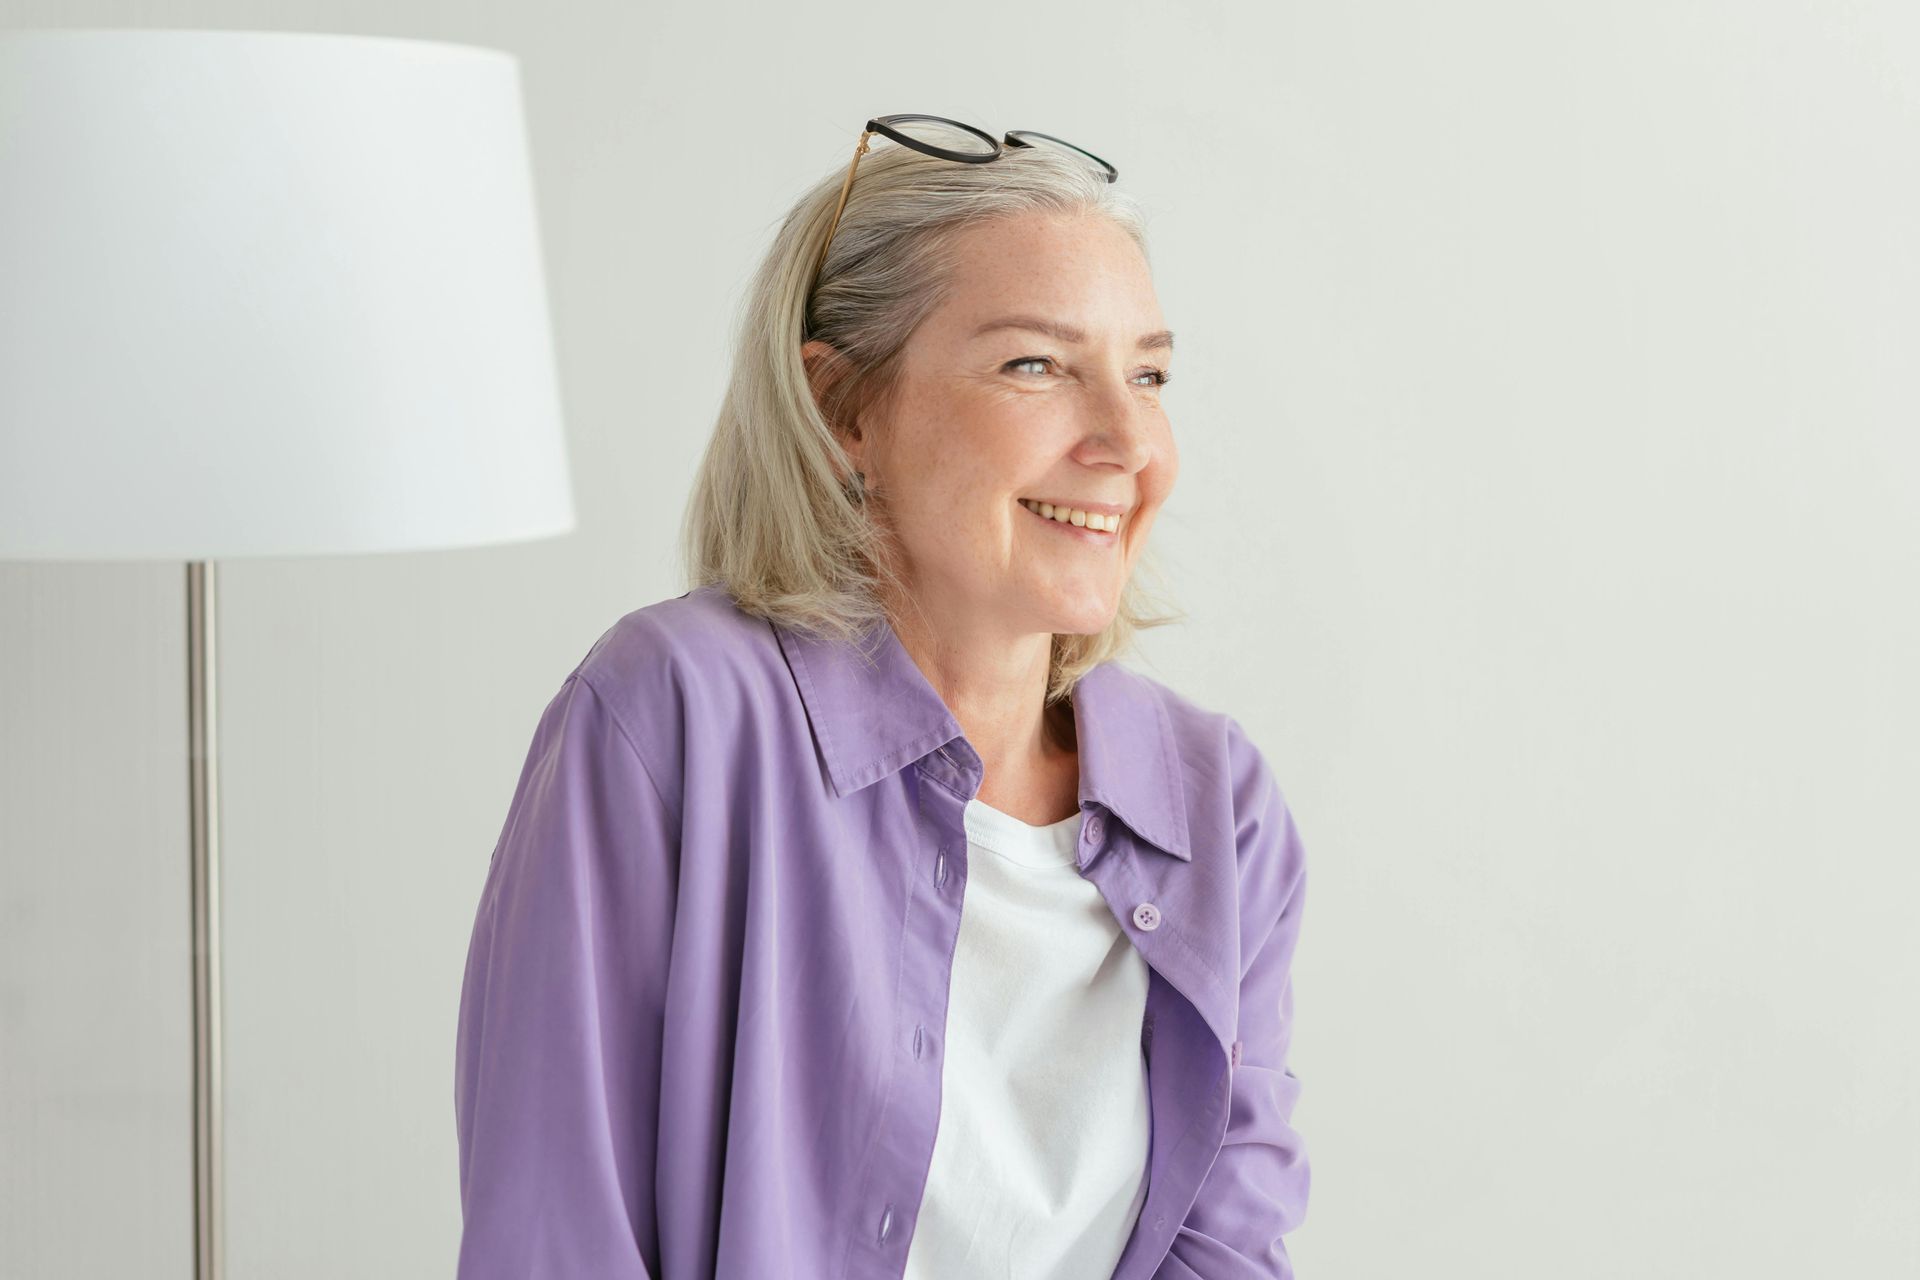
1094, 659, 1279, 788
566, 583, 787, 768
577, 582, 774, 677
1096, 660, 1303, 879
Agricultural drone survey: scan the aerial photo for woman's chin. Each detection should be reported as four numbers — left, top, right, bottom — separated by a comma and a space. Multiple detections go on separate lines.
1028, 590, 1120, 637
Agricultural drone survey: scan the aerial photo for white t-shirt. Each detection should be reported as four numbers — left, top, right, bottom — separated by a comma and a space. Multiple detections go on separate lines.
901, 797, 1153, 1279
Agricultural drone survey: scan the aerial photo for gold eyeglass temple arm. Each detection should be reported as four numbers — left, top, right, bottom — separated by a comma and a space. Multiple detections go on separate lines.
815, 130, 874, 281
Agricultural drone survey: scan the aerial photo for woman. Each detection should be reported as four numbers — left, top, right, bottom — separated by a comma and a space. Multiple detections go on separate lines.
453, 117, 1311, 1280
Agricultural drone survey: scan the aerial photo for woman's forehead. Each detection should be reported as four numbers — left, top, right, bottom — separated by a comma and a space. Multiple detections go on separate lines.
926, 215, 1158, 335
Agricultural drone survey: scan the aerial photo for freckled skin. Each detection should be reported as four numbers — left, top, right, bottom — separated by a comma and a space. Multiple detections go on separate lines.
806, 210, 1178, 642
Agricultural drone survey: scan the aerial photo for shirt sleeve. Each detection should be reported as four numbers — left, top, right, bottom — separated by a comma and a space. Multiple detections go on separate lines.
453, 671, 679, 1279
1158, 725, 1311, 1278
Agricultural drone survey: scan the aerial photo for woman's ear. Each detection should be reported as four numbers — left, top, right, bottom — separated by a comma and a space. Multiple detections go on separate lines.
802, 339, 866, 469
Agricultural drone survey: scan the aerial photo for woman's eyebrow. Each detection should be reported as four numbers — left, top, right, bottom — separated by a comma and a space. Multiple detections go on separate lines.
970, 314, 1175, 354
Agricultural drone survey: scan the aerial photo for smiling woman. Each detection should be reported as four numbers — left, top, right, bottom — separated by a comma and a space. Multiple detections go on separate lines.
454, 117, 1312, 1280
682, 121, 1188, 704
799, 205, 1183, 665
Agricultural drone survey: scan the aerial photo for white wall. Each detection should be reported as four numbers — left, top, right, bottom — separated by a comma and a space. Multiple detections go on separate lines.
2, 1, 1914, 1276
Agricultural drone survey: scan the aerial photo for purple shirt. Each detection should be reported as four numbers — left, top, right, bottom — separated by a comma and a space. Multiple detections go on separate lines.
453, 583, 1311, 1278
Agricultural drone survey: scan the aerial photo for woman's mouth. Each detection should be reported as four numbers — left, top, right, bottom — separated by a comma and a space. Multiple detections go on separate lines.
1017, 498, 1123, 543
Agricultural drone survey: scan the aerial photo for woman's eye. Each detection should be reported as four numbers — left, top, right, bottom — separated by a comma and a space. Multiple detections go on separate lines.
1003, 356, 1174, 389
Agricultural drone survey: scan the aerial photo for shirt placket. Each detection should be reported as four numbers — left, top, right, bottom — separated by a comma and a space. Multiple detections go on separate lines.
843, 742, 978, 1279
1080, 819, 1237, 1279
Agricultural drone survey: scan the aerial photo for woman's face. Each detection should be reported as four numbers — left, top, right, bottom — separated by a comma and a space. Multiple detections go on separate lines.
829, 209, 1178, 639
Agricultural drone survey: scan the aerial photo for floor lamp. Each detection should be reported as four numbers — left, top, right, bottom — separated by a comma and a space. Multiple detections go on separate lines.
0, 30, 575, 1278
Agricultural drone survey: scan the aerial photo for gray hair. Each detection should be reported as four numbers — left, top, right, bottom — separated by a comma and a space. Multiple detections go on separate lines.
678, 122, 1183, 704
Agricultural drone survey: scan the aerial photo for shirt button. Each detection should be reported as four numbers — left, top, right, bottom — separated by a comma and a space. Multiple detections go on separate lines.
1084, 813, 1103, 842
1132, 901, 1161, 931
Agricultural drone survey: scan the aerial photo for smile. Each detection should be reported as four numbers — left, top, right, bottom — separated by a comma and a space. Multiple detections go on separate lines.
1017, 498, 1121, 542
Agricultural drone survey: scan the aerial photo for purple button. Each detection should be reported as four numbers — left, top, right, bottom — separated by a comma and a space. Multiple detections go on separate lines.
1084, 813, 1103, 842
1132, 902, 1160, 931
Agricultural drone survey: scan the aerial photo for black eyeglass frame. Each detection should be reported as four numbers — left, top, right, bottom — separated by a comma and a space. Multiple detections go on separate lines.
812, 113, 1119, 286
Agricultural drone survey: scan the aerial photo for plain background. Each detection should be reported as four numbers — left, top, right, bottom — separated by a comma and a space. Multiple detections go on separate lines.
2, 1, 1915, 1276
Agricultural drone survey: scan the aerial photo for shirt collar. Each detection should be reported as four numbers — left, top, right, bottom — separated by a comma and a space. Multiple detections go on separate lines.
771, 608, 1193, 862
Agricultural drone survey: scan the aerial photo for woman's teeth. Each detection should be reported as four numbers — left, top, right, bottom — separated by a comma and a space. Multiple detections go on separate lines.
1019, 498, 1121, 532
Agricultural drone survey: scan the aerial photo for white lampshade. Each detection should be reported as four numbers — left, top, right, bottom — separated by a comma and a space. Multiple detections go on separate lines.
0, 29, 575, 561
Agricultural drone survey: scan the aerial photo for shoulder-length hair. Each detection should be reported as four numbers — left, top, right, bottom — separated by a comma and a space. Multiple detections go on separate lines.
678, 122, 1183, 705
